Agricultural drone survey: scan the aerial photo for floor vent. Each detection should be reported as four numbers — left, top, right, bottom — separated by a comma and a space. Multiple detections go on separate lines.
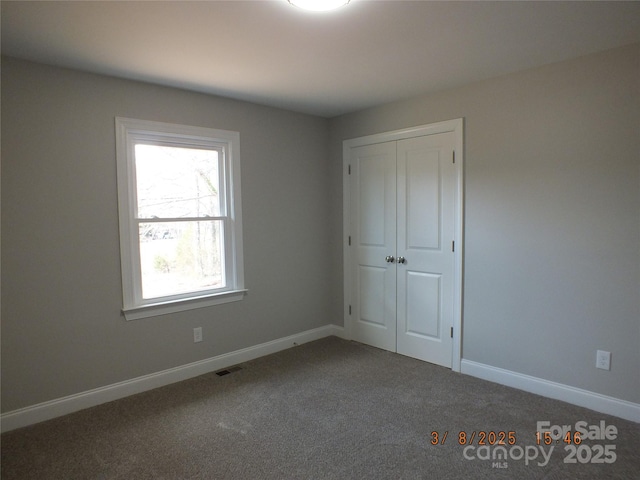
215, 366, 243, 376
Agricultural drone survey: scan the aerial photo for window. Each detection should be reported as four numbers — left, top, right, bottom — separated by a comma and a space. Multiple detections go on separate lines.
115, 117, 245, 320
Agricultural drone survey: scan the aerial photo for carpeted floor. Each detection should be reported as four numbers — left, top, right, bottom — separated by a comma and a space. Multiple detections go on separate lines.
2, 337, 639, 479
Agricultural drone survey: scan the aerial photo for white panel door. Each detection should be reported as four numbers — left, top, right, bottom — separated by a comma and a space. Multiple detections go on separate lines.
350, 142, 397, 352
348, 131, 457, 368
396, 133, 455, 367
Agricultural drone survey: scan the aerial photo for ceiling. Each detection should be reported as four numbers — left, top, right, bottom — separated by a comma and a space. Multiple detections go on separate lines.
2, 1, 640, 118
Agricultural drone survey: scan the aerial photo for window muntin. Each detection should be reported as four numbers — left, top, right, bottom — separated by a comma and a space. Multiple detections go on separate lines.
116, 118, 245, 319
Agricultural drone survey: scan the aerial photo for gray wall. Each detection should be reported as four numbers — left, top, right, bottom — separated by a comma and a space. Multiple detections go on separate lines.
330, 43, 640, 404
1, 57, 332, 412
3, 42, 639, 414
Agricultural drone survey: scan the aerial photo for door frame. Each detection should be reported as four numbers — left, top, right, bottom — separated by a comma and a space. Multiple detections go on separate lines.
343, 118, 464, 372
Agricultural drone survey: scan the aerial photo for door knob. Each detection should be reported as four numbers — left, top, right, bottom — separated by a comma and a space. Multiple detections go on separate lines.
385, 255, 395, 263
397, 256, 406, 264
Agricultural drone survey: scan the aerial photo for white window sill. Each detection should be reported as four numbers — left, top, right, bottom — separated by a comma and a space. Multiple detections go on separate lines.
122, 289, 248, 321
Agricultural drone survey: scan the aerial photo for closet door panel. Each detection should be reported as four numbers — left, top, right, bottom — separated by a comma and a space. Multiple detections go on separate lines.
396, 133, 455, 367
350, 141, 397, 352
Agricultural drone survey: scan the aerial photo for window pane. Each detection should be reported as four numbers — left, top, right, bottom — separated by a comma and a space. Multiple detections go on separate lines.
139, 221, 225, 299
135, 144, 221, 219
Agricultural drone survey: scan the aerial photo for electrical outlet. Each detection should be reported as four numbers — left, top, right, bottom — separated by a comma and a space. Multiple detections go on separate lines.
596, 350, 611, 370
193, 327, 203, 343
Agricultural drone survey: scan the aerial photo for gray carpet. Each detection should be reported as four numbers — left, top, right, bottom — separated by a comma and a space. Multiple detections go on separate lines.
2, 337, 639, 479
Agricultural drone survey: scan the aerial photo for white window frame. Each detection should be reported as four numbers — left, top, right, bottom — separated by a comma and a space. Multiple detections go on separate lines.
115, 117, 245, 320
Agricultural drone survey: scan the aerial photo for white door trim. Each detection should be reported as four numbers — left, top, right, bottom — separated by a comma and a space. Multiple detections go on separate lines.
343, 118, 464, 372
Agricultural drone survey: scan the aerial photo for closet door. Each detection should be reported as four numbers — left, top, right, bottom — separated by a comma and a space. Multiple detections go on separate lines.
348, 132, 457, 368
396, 133, 455, 367
350, 141, 397, 352
345, 120, 462, 369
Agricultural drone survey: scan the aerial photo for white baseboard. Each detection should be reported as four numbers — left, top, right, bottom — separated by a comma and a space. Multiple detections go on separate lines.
461, 359, 640, 423
1, 324, 345, 433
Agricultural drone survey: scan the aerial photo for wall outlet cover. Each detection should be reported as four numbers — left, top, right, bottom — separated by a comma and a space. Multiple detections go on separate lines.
194, 327, 203, 343
596, 350, 611, 370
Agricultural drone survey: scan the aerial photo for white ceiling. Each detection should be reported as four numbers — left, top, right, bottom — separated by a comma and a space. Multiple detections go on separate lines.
2, 1, 640, 118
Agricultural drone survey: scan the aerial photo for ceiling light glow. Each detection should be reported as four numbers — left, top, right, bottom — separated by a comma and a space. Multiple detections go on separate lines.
288, 0, 350, 12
